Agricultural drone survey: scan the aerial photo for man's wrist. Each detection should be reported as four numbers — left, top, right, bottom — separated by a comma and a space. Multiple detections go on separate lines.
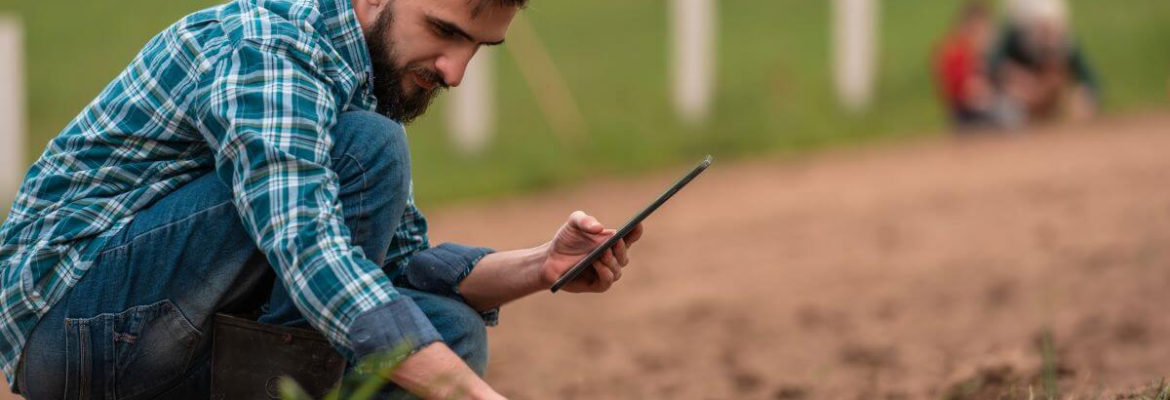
392, 342, 499, 400
528, 241, 555, 289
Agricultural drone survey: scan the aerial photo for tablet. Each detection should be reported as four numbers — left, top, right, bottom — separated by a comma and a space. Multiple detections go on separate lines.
550, 155, 713, 292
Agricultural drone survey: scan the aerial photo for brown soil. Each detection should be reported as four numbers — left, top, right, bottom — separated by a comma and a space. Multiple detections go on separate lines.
424, 113, 1170, 400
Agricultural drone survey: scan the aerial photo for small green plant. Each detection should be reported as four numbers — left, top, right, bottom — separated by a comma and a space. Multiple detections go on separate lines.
1116, 379, 1170, 400
1039, 328, 1059, 400
279, 345, 413, 400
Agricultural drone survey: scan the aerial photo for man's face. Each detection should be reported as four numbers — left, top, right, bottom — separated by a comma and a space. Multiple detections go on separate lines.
1029, 21, 1067, 56
362, 0, 516, 123
962, 14, 993, 51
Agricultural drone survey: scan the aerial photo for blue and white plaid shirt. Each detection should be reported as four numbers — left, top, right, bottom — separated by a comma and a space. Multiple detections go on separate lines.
0, 0, 492, 382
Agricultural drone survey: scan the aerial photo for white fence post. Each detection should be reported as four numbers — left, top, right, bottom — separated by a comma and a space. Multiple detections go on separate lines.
833, 0, 878, 114
0, 16, 25, 211
448, 49, 495, 156
671, 0, 717, 126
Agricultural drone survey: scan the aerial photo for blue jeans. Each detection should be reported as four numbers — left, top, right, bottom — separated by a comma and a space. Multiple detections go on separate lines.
16, 111, 488, 400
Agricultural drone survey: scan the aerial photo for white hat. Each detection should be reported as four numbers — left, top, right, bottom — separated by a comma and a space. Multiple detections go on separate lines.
1005, 0, 1069, 28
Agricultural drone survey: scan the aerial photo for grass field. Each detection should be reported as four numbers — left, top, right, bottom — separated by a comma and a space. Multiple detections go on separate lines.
1, 0, 1168, 204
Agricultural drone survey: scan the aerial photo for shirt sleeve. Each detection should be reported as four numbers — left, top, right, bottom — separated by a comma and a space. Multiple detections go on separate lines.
383, 196, 500, 326
399, 243, 499, 326
197, 38, 441, 364
382, 189, 431, 275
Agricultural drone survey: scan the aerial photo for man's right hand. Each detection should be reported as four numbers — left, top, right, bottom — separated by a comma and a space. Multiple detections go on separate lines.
390, 342, 507, 400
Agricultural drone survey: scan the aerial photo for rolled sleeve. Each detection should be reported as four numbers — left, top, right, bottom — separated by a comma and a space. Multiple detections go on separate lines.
401, 243, 499, 326
347, 295, 444, 368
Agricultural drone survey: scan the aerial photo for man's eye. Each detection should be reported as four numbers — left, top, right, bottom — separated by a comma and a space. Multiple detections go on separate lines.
434, 25, 455, 37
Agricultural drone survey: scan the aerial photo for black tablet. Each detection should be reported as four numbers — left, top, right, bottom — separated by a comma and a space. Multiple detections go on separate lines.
550, 155, 713, 293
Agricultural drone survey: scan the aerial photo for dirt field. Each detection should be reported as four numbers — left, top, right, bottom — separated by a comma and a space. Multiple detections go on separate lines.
2, 114, 1166, 400
425, 113, 1170, 400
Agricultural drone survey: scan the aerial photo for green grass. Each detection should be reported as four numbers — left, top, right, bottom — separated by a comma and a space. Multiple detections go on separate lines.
1, 0, 1168, 204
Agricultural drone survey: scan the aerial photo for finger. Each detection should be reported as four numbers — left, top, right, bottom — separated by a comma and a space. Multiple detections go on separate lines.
603, 248, 618, 270
613, 238, 629, 266
602, 249, 622, 282
597, 228, 617, 244
592, 261, 615, 292
626, 223, 644, 246
578, 267, 599, 287
571, 211, 605, 234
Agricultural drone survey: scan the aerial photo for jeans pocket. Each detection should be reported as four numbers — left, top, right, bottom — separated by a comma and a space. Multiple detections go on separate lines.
113, 300, 202, 399
67, 300, 202, 400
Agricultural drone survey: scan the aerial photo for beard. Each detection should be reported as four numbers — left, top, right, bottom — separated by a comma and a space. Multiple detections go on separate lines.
366, 7, 445, 124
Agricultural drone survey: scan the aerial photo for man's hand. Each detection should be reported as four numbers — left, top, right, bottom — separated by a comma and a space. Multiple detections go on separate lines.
457, 212, 645, 310
540, 211, 644, 293
390, 342, 508, 400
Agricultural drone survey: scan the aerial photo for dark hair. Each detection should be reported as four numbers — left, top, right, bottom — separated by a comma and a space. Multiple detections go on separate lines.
960, 0, 990, 21
471, 0, 528, 17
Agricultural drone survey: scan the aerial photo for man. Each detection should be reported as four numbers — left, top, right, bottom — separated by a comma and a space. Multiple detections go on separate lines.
990, 0, 1099, 124
0, 0, 642, 399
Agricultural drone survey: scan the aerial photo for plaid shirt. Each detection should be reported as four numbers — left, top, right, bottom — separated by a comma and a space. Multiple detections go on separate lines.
0, 0, 489, 382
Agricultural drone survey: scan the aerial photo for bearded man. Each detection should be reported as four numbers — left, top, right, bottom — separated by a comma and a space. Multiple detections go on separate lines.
0, 0, 641, 399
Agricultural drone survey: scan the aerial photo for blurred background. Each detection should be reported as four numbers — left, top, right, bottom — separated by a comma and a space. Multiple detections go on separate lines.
2, 0, 1167, 205
0, 0, 1169, 398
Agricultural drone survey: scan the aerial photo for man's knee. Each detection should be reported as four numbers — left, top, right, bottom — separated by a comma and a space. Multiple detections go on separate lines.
441, 303, 489, 376
330, 110, 411, 193
409, 291, 490, 376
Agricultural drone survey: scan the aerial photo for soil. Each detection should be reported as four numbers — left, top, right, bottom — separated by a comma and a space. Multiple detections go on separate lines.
423, 113, 1170, 400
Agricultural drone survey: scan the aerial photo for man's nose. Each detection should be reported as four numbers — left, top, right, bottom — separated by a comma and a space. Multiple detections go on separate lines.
435, 48, 478, 88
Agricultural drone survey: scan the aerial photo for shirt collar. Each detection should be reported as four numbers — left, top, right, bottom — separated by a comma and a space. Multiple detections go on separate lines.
317, 0, 374, 88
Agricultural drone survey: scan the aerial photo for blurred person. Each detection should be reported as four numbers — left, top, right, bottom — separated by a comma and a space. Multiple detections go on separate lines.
0, 0, 644, 399
990, 0, 1100, 124
933, 1, 1009, 131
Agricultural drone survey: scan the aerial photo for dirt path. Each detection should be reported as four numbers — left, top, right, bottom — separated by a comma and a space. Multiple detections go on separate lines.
424, 113, 1170, 400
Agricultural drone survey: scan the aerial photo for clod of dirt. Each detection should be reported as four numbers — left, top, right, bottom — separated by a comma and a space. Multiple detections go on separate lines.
796, 306, 851, 331
1113, 319, 1150, 345
941, 365, 1027, 400
577, 335, 608, 354
633, 352, 672, 373
839, 343, 900, 370
731, 370, 764, 393
873, 299, 902, 322
772, 385, 809, 399
982, 279, 1017, 310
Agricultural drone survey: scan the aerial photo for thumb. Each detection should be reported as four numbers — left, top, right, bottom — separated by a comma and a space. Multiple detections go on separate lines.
570, 211, 604, 234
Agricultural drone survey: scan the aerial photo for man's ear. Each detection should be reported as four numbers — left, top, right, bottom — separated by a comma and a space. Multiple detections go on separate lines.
350, 0, 387, 30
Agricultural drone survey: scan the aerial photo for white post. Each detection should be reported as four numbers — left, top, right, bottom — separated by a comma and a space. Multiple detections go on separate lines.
448, 49, 495, 156
0, 16, 25, 210
671, 0, 717, 126
833, 0, 878, 114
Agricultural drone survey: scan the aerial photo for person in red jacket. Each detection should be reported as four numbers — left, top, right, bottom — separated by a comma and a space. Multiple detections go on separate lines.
934, 1, 1002, 131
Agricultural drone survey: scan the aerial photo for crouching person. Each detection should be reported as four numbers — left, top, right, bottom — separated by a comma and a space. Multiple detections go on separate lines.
0, 0, 642, 399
